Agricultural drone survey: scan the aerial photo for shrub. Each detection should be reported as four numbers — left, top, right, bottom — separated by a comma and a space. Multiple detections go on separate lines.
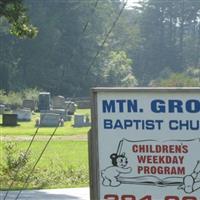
0, 88, 40, 108
1, 142, 31, 185
0, 142, 89, 189
22, 88, 40, 102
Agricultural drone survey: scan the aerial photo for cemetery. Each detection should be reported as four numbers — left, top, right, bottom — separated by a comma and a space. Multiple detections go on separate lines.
2, 0, 200, 199
0, 92, 91, 130
0, 92, 91, 190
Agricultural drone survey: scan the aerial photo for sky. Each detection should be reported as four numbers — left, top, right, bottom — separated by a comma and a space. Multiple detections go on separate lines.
126, 0, 140, 8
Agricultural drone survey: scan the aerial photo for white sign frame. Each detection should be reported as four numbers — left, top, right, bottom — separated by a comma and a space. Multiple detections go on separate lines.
89, 87, 200, 200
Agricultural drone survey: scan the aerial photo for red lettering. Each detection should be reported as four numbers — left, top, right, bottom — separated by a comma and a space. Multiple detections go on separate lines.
165, 196, 179, 200
122, 195, 136, 200
104, 194, 119, 200
104, 194, 197, 200
183, 197, 197, 200
140, 195, 152, 200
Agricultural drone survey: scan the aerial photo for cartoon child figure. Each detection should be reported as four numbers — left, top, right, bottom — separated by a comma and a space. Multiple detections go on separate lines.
101, 152, 132, 187
179, 160, 200, 193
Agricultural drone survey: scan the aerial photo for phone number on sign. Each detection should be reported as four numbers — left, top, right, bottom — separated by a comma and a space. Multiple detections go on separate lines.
104, 195, 197, 200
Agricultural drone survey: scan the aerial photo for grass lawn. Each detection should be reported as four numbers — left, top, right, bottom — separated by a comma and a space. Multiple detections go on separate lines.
1, 109, 91, 136
0, 140, 89, 189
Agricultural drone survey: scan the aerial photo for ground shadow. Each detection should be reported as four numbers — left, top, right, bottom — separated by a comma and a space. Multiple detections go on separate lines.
0, 189, 89, 200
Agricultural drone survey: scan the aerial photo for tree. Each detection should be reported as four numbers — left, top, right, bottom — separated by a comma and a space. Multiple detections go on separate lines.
0, 0, 37, 38
150, 73, 200, 87
0, 0, 38, 92
101, 51, 137, 87
134, 0, 200, 85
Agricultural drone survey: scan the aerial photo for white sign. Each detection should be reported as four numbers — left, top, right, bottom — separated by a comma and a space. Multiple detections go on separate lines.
89, 88, 200, 200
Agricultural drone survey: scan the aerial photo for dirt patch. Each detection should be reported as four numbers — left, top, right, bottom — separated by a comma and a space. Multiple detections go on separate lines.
0, 134, 88, 142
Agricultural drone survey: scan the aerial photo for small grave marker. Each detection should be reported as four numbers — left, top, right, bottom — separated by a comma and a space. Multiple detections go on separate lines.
40, 113, 60, 127
2, 114, 18, 126
13, 109, 32, 121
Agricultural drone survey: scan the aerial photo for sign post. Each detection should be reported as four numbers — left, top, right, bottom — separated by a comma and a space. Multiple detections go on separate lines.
89, 87, 200, 200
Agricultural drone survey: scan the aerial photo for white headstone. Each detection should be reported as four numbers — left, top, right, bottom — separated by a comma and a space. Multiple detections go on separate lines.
40, 113, 60, 127
74, 114, 90, 127
13, 109, 32, 121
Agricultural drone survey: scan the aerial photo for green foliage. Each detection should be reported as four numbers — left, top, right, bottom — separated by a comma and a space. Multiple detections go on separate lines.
0, 0, 38, 38
0, 88, 40, 107
22, 88, 40, 102
134, 0, 200, 85
3, 142, 30, 172
185, 67, 200, 82
0, 90, 22, 107
0, 141, 89, 189
1, 0, 200, 95
102, 51, 137, 86
1, 142, 31, 184
151, 73, 200, 87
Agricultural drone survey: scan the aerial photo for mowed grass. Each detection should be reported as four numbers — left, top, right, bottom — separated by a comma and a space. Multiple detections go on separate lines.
0, 109, 91, 136
0, 140, 89, 189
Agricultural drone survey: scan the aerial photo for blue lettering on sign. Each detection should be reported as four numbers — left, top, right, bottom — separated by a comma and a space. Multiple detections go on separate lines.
103, 119, 163, 130
102, 100, 138, 113
151, 99, 200, 113
186, 100, 200, 113
102, 100, 115, 113
151, 100, 165, 113
102, 99, 200, 113
169, 120, 200, 130
168, 100, 183, 113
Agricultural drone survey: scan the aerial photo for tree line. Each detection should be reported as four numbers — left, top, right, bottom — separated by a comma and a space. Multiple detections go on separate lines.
0, 0, 200, 97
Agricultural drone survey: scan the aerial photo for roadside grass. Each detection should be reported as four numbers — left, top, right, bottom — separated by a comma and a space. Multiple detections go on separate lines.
0, 109, 91, 136
0, 140, 89, 190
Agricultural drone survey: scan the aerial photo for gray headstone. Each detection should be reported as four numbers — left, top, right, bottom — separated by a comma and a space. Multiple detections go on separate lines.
41, 109, 67, 121
0, 104, 5, 114
40, 113, 60, 127
23, 99, 36, 111
74, 115, 85, 127
13, 109, 32, 121
52, 96, 65, 109
2, 114, 18, 126
38, 92, 50, 111
74, 114, 91, 127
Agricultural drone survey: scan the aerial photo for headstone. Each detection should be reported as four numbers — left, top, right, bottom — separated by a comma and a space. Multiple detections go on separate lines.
13, 109, 32, 121
74, 114, 90, 127
74, 115, 85, 127
65, 101, 77, 115
38, 92, 50, 111
2, 114, 18, 126
40, 113, 60, 127
41, 109, 67, 121
52, 96, 65, 109
23, 99, 36, 111
0, 104, 5, 114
